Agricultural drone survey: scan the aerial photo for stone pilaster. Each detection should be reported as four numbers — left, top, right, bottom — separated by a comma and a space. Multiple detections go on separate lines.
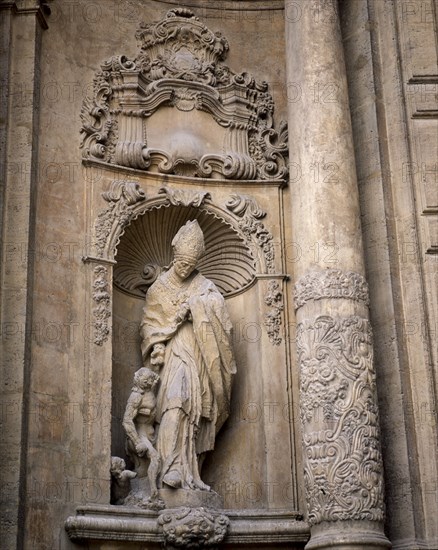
285, 1, 390, 548
0, 1, 48, 548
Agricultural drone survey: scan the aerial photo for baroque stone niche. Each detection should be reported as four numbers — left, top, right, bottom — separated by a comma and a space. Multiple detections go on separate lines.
67, 7, 306, 548
100, 176, 304, 546
80, 8, 288, 181
113, 190, 257, 299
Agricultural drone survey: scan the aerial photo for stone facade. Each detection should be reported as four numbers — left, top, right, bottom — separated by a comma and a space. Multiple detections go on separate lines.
0, 1, 436, 549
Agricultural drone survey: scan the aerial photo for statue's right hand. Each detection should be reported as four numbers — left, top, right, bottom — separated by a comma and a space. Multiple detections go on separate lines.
151, 344, 165, 367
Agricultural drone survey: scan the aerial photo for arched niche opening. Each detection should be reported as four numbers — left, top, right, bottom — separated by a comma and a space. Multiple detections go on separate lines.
110, 202, 273, 507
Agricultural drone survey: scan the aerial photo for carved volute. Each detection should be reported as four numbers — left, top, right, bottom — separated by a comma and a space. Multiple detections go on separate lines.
80, 8, 288, 181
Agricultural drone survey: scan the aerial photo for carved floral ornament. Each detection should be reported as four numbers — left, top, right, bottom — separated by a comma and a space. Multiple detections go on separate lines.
92, 265, 111, 346
296, 315, 385, 524
80, 8, 288, 181
90, 181, 278, 301
264, 280, 284, 345
293, 269, 370, 310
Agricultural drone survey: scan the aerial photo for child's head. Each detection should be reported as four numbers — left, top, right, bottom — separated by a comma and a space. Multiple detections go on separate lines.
133, 367, 159, 390
110, 456, 125, 474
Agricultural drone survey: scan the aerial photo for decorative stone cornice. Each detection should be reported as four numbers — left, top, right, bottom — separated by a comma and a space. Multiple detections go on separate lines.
2, 0, 51, 29
65, 506, 309, 545
293, 269, 369, 310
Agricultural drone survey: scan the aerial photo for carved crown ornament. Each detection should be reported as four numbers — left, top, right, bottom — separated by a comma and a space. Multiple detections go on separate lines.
80, 8, 288, 181
89, 181, 280, 300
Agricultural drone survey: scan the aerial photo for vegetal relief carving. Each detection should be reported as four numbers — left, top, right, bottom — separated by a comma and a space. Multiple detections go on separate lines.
264, 281, 284, 345
94, 180, 146, 258
294, 269, 369, 310
158, 186, 211, 208
158, 507, 229, 549
226, 194, 275, 273
170, 89, 203, 112
80, 9, 288, 181
92, 265, 111, 345
296, 315, 385, 524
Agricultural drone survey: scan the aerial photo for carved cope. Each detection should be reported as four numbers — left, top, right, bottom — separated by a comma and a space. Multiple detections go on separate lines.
80, 8, 288, 181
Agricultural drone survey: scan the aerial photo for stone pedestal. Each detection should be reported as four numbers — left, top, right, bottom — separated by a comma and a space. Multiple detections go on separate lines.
285, 1, 391, 548
158, 488, 223, 509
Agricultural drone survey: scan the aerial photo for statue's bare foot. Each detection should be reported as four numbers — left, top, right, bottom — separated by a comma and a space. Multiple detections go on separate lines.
162, 470, 182, 489
194, 479, 210, 491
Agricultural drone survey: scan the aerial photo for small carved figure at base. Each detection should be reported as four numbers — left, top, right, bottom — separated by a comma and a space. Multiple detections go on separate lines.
123, 367, 160, 501
110, 456, 136, 505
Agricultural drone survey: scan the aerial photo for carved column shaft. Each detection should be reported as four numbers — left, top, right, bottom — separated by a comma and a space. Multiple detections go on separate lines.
285, 1, 390, 548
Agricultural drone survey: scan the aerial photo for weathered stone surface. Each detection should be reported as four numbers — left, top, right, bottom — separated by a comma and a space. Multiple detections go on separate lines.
1, 1, 437, 549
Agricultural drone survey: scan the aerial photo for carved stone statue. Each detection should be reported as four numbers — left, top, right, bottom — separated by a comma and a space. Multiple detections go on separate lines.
140, 220, 236, 496
123, 367, 161, 499
110, 456, 136, 505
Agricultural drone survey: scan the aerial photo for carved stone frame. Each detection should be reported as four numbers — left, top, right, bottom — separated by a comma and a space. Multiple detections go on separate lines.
67, 160, 307, 547
80, 8, 288, 182
67, 8, 306, 546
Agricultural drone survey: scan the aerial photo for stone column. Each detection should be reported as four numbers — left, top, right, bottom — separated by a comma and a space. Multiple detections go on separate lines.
284, 1, 391, 548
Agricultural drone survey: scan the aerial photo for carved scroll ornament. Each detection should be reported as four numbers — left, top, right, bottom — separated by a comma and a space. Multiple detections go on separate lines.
80, 9, 288, 181
94, 180, 146, 258
226, 194, 275, 273
296, 315, 385, 525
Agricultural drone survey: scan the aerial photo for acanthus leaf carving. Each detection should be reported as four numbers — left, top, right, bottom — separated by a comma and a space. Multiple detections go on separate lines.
94, 180, 146, 258
264, 280, 284, 345
197, 153, 257, 180
170, 88, 203, 111
158, 507, 229, 549
250, 121, 289, 181
225, 193, 266, 219
226, 194, 275, 273
294, 269, 370, 310
296, 315, 385, 525
158, 186, 211, 207
92, 265, 111, 345
80, 9, 288, 181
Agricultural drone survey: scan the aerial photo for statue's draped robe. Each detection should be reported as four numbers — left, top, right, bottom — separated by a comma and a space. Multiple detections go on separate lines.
140, 269, 236, 488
